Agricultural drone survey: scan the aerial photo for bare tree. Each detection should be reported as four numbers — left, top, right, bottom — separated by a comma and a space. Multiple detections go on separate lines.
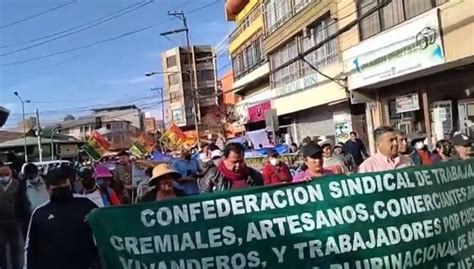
200, 104, 235, 139
25, 116, 37, 130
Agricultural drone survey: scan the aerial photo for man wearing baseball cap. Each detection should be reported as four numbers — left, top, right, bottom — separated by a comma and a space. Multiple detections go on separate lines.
451, 133, 473, 160
293, 143, 334, 182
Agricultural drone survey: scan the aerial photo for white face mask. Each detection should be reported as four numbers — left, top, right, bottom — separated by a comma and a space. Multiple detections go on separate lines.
0, 176, 11, 185
269, 159, 278, 166
415, 141, 425, 150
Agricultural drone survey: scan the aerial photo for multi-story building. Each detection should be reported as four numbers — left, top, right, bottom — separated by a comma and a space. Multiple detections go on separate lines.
342, 0, 474, 152
161, 45, 218, 129
225, 0, 272, 132
259, 0, 369, 145
53, 105, 144, 150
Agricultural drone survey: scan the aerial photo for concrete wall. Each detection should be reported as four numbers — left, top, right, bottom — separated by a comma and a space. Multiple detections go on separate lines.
439, 0, 474, 64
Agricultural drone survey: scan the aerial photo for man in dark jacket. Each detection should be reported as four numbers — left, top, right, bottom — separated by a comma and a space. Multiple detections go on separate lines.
199, 143, 263, 192
24, 167, 99, 269
0, 162, 22, 269
344, 131, 369, 165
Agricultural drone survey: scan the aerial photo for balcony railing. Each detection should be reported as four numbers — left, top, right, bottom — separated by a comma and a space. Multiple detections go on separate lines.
228, 4, 262, 44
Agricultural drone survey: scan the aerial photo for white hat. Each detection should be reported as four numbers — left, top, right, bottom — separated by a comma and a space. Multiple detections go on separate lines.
318, 136, 333, 148
211, 149, 222, 159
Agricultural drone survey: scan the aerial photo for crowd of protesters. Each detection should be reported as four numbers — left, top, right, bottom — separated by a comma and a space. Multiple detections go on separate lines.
1, 126, 473, 269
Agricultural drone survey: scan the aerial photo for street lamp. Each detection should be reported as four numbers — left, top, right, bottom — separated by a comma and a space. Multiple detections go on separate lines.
50, 127, 61, 160
145, 71, 199, 138
13, 91, 30, 162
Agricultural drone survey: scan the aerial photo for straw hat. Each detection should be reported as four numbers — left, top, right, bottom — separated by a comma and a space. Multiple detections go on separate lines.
149, 163, 181, 185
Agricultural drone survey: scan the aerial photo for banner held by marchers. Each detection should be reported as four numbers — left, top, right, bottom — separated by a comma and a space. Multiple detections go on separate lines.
87, 160, 474, 269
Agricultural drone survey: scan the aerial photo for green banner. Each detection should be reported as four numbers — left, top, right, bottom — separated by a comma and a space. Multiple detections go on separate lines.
87, 160, 474, 269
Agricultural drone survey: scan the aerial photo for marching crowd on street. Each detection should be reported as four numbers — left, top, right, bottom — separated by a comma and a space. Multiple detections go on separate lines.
1, 126, 473, 269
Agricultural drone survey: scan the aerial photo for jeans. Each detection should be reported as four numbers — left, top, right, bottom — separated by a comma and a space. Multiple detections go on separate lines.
0, 222, 22, 269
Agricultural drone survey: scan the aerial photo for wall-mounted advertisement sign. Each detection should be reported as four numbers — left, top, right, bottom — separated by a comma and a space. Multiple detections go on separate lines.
344, 10, 445, 90
274, 73, 317, 98
396, 93, 420, 113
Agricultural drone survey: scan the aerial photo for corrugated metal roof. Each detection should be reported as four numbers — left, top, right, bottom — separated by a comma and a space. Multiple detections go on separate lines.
0, 137, 57, 148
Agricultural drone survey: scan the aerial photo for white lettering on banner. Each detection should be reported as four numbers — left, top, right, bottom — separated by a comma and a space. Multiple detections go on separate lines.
140, 185, 324, 227
293, 218, 442, 259
274, 73, 317, 98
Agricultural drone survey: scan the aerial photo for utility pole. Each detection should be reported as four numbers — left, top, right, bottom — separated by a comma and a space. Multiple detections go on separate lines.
150, 87, 166, 132
36, 109, 43, 162
160, 11, 200, 140
13, 91, 30, 162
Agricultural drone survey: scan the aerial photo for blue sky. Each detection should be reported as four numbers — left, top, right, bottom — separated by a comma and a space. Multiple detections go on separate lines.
0, 0, 232, 129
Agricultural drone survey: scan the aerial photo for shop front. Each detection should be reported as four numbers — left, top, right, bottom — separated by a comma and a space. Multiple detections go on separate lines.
271, 63, 355, 144
344, 9, 474, 151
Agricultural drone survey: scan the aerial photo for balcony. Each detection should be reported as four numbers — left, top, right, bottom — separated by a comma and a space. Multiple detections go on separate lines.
229, 6, 263, 53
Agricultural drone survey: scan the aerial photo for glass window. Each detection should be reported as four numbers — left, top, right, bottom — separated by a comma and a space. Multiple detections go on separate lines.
359, 0, 381, 40
166, 56, 177, 67
197, 70, 214, 81
168, 73, 179, 86
265, 0, 293, 34
359, 0, 444, 40
381, 0, 404, 29
231, 33, 265, 79
404, 0, 432, 19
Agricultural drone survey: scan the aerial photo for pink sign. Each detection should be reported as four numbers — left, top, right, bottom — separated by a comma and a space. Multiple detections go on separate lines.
247, 100, 271, 123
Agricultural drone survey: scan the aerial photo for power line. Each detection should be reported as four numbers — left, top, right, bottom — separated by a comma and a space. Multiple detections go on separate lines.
187, 0, 222, 13
0, 0, 78, 30
0, 1, 151, 49
0, 1, 155, 57
0, 0, 223, 68
0, 24, 156, 67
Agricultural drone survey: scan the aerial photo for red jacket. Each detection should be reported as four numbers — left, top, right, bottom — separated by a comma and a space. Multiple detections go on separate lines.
262, 162, 293, 185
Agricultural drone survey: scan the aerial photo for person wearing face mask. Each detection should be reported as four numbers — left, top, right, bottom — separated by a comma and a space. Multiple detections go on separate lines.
24, 167, 100, 269
0, 162, 22, 269
139, 164, 181, 202
409, 133, 432, 166
262, 149, 292, 185
293, 143, 333, 182
199, 143, 263, 192
172, 147, 201, 178
79, 166, 121, 208
17, 163, 50, 237
431, 139, 452, 164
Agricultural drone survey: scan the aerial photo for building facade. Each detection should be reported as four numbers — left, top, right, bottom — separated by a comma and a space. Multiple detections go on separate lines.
54, 105, 144, 151
343, 0, 474, 152
226, 0, 273, 132
259, 0, 369, 144
161, 45, 218, 129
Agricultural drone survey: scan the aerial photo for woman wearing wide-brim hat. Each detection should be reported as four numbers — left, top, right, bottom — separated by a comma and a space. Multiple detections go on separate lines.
139, 163, 182, 202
